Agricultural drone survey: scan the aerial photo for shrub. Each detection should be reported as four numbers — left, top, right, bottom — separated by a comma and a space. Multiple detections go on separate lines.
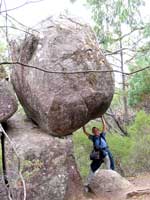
107, 134, 133, 175
127, 110, 150, 174
73, 130, 92, 180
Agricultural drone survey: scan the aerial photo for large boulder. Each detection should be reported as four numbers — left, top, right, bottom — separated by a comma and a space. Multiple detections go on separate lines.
0, 80, 18, 122
11, 15, 114, 136
2, 113, 84, 200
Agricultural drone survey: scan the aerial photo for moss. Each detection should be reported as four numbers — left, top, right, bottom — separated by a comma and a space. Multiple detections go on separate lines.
22, 159, 43, 180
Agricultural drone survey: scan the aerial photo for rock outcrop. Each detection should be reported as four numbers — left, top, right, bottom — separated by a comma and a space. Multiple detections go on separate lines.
2, 113, 84, 200
0, 80, 18, 122
11, 15, 114, 136
89, 170, 132, 195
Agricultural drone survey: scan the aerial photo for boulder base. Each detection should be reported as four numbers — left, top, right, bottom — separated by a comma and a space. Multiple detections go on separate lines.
3, 113, 84, 200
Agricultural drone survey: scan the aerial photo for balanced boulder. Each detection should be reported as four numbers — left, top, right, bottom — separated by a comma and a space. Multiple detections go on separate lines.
4, 113, 84, 200
0, 80, 18, 122
11, 15, 114, 136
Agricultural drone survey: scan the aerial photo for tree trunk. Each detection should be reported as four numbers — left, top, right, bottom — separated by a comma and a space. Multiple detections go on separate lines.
119, 37, 129, 124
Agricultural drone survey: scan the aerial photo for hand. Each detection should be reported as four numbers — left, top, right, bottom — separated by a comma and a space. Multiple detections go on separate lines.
82, 125, 89, 136
83, 126, 86, 131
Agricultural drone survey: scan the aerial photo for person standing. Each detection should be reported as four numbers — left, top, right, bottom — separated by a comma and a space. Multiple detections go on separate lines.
83, 116, 115, 188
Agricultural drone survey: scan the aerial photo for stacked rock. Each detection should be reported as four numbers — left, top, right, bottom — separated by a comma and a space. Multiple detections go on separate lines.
11, 15, 114, 136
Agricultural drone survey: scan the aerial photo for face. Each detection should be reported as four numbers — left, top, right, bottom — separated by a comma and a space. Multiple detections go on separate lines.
92, 127, 100, 136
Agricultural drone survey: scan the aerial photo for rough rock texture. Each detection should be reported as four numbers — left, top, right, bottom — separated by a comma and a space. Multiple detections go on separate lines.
89, 170, 132, 195
11, 15, 114, 136
2, 113, 84, 200
0, 80, 18, 122
0, 66, 7, 79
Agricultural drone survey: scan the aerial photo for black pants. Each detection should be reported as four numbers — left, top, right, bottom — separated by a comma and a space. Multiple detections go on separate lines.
90, 149, 115, 172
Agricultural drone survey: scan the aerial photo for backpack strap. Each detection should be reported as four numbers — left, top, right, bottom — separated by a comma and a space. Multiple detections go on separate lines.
100, 133, 106, 142
93, 135, 102, 151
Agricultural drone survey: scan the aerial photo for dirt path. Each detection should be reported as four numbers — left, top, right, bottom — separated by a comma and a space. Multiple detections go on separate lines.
126, 173, 150, 200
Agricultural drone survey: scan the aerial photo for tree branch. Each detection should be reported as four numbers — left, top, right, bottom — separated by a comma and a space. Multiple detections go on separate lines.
105, 48, 130, 56
0, 26, 35, 35
106, 109, 129, 136
0, 0, 46, 13
5, 14, 39, 33
105, 44, 150, 57
0, 61, 150, 76
113, 26, 145, 42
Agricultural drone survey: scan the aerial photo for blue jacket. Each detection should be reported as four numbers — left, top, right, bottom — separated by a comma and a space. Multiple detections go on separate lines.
89, 132, 108, 157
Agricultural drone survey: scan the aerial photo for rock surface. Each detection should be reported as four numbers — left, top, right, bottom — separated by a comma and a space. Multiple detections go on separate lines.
0, 80, 18, 122
89, 169, 132, 195
11, 15, 114, 136
0, 66, 7, 79
2, 113, 84, 200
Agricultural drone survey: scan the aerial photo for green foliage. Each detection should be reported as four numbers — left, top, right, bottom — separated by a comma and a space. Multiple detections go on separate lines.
127, 111, 150, 173
73, 132, 91, 179
22, 159, 43, 180
107, 134, 133, 165
128, 54, 150, 106
86, 0, 144, 46
129, 135, 150, 172
128, 110, 150, 137
143, 23, 150, 37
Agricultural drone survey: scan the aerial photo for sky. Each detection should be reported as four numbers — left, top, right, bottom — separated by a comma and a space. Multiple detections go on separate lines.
0, 0, 150, 38
1, 0, 150, 27
0, 0, 92, 27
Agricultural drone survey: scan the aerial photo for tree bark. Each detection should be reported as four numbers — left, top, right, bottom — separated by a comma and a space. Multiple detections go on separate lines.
119, 34, 129, 124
